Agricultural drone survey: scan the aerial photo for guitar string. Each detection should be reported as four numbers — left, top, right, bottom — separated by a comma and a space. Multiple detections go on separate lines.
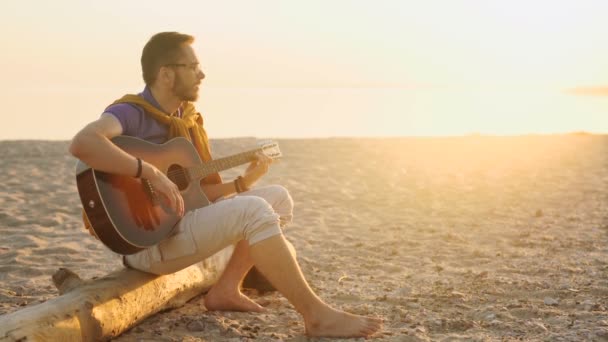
163, 153, 252, 178
132, 147, 278, 183
161, 149, 274, 179
134, 150, 279, 199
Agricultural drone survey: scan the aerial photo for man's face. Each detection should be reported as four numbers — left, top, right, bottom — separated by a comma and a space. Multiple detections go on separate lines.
170, 45, 205, 102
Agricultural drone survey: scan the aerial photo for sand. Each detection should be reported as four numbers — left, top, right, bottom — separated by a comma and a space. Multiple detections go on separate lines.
1, 135, 607, 341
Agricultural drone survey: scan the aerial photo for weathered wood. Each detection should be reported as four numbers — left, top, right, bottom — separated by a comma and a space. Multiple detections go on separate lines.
52, 268, 85, 295
0, 246, 234, 342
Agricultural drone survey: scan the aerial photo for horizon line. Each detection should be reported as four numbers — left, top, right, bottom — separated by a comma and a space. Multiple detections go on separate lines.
1, 131, 605, 142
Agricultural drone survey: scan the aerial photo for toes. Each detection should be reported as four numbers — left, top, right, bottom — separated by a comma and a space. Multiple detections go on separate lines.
362, 319, 382, 335
371, 316, 384, 323
362, 324, 377, 335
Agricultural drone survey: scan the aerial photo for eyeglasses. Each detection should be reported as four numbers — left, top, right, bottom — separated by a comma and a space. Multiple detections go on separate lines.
164, 63, 201, 73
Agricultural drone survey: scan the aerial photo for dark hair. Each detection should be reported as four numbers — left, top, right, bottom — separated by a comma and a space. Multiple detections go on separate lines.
141, 32, 194, 86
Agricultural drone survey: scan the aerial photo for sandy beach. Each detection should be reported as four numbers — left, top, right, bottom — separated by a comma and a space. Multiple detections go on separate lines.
1, 135, 607, 341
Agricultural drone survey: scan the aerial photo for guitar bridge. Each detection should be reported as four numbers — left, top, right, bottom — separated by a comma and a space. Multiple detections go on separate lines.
142, 178, 160, 205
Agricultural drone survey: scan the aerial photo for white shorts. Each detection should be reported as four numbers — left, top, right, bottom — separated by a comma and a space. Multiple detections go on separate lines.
124, 185, 294, 275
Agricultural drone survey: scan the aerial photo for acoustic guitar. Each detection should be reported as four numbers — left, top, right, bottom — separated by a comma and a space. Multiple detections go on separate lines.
75, 136, 281, 255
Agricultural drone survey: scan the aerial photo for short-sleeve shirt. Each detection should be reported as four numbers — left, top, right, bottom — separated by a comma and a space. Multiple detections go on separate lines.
104, 87, 176, 144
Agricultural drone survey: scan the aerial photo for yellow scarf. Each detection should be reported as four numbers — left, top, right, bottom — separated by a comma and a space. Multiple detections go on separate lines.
111, 94, 222, 185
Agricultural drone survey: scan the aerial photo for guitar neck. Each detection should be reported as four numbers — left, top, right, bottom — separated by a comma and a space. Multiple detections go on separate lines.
189, 148, 261, 181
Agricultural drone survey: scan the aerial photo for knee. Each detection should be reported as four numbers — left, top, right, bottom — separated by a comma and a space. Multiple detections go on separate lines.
235, 196, 279, 228
239, 195, 273, 213
236, 196, 282, 244
275, 185, 294, 207
268, 185, 294, 218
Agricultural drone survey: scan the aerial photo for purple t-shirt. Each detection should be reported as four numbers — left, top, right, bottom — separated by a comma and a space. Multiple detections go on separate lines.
103, 87, 172, 144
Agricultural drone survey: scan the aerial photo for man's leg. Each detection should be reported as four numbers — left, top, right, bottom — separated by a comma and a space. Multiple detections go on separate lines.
250, 234, 382, 338
204, 237, 297, 311
203, 240, 262, 312
205, 185, 294, 312
128, 195, 381, 337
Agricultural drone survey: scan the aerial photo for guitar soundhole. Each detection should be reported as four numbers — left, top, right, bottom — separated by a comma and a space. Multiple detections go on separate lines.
168, 165, 189, 190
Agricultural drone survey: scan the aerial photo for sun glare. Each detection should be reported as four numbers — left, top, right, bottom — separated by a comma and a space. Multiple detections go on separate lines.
1, 0, 607, 139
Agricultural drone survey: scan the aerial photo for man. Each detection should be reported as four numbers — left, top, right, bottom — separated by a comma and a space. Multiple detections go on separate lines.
69, 32, 382, 338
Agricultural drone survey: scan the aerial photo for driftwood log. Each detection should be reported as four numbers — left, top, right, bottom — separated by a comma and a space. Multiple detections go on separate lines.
0, 245, 234, 341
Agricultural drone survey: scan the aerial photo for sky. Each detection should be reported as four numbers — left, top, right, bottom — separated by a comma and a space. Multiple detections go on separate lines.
1, 0, 608, 139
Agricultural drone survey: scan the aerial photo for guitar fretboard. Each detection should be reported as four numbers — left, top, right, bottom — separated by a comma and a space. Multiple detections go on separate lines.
189, 149, 262, 180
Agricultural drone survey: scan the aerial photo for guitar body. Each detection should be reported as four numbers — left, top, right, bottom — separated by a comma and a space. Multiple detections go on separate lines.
76, 136, 210, 255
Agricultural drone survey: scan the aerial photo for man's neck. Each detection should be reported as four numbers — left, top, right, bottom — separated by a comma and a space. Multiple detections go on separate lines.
149, 86, 182, 114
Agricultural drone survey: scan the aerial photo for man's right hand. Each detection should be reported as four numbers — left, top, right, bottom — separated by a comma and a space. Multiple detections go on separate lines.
69, 114, 185, 217
141, 161, 185, 217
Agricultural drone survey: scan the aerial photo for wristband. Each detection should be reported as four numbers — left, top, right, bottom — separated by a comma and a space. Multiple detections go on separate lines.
135, 158, 143, 178
234, 178, 242, 193
237, 176, 249, 193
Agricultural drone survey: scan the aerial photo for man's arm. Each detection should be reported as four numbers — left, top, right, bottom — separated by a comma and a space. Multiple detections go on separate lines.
69, 113, 184, 216
69, 113, 139, 176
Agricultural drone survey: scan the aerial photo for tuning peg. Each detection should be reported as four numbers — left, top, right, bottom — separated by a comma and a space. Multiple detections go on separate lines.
257, 139, 275, 148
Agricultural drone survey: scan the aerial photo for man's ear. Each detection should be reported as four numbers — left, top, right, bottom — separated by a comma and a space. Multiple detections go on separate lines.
158, 66, 174, 86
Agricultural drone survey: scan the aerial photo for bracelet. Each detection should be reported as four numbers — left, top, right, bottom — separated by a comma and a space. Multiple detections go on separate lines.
135, 158, 143, 178
237, 176, 249, 193
233, 178, 242, 193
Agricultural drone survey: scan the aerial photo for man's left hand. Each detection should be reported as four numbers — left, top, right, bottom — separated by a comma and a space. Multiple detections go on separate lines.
242, 151, 273, 189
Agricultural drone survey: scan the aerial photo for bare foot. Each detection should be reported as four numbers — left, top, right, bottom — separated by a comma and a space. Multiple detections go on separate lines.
204, 287, 265, 312
305, 307, 383, 338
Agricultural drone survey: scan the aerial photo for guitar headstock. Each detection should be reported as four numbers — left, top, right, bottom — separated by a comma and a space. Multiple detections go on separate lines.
258, 140, 282, 159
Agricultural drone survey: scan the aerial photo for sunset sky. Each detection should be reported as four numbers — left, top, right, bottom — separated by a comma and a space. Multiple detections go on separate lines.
1, 0, 608, 139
